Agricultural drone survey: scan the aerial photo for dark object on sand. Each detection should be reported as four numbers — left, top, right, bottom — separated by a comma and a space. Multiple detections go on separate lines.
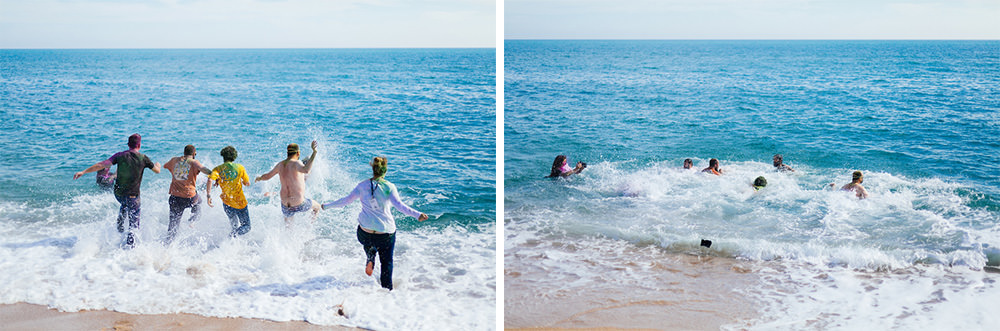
700, 239, 712, 248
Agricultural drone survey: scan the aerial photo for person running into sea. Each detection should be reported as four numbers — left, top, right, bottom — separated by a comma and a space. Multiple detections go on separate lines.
683, 158, 693, 170
95, 167, 116, 191
773, 154, 795, 172
73, 133, 161, 248
206, 146, 251, 237
547, 155, 586, 178
163, 145, 212, 244
255, 141, 321, 226
839, 170, 869, 199
321, 156, 429, 290
702, 158, 723, 176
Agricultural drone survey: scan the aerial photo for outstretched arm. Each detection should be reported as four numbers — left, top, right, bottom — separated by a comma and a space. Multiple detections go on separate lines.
322, 184, 362, 210
74, 160, 111, 180
388, 185, 425, 221
255, 163, 280, 182
301, 140, 318, 174
151, 162, 162, 174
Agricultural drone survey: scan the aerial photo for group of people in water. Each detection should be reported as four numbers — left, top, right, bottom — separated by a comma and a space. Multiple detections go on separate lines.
73, 133, 427, 290
548, 153, 870, 199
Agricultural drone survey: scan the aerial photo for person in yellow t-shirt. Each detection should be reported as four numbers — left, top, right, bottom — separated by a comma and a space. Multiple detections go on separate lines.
206, 145, 251, 236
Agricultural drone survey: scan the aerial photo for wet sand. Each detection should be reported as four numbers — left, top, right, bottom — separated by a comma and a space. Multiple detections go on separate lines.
505, 239, 761, 330
0, 303, 360, 330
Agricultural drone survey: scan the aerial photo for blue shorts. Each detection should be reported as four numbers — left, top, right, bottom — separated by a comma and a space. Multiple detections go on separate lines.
281, 199, 314, 218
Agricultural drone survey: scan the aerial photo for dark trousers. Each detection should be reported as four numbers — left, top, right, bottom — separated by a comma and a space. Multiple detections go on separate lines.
114, 194, 140, 233
223, 204, 251, 237
356, 226, 396, 290
166, 194, 201, 244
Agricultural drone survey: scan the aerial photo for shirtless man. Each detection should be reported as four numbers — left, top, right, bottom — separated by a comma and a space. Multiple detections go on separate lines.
256, 140, 321, 224
840, 171, 869, 199
773, 154, 794, 172
702, 158, 722, 176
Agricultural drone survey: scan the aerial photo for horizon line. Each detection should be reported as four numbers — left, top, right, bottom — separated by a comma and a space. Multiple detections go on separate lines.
504, 38, 1000, 41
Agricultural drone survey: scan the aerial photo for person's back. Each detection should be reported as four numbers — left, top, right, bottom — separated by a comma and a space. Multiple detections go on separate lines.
207, 145, 251, 236
212, 161, 249, 208
73, 133, 161, 249
702, 158, 722, 176
165, 155, 206, 198
276, 159, 308, 206
111, 150, 154, 197
840, 171, 869, 199
255, 141, 320, 223
163, 145, 210, 243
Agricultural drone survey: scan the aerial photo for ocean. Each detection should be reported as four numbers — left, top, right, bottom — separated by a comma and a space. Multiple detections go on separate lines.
504, 40, 1000, 329
0, 48, 496, 330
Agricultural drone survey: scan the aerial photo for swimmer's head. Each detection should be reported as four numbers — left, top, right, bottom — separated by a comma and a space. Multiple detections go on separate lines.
683, 158, 693, 169
709, 158, 719, 168
853, 171, 863, 182
753, 176, 767, 191
127, 134, 141, 149
184, 145, 196, 156
287, 144, 300, 159
371, 156, 388, 179
550, 155, 568, 177
773, 154, 783, 167
221, 146, 237, 162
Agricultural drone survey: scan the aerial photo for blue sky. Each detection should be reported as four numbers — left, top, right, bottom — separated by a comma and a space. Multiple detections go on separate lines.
506, 0, 1000, 39
0, 0, 495, 48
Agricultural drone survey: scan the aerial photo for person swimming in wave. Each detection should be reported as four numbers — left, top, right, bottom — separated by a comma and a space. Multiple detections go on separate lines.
547, 155, 586, 178
683, 158, 693, 170
836, 171, 869, 199
773, 154, 794, 172
321, 156, 429, 291
95, 167, 116, 191
752, 176, 767, 191
702, 158, 722, 176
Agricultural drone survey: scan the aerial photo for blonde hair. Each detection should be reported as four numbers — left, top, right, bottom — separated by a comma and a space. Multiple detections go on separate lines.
371, 157, 388, 179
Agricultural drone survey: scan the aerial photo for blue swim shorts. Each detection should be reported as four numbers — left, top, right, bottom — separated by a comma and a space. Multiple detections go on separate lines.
281, 199, 314, 218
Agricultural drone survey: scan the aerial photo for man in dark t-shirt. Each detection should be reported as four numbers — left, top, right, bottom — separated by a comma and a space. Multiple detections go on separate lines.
74, 134, 161, 248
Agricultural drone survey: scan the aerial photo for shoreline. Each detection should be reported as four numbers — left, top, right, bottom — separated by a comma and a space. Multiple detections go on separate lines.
504, 239, 761, 330
0, 303, 361, 330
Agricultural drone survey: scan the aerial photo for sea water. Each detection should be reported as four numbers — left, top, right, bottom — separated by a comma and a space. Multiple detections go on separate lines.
505, 40, 1000, 329
0, 49, 495, 330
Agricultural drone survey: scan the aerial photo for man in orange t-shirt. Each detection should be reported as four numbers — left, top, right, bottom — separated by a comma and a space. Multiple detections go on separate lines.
163, 145, 212, 244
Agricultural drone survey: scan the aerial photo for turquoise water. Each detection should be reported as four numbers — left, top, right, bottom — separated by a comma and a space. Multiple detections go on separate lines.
0, 49, 495, 329
505, 40, 1000, 328
506, 40, 999, 195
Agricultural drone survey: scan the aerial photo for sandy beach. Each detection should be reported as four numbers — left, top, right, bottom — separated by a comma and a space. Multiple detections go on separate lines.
0, 303, 360, 330
504, 239, 761, 330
